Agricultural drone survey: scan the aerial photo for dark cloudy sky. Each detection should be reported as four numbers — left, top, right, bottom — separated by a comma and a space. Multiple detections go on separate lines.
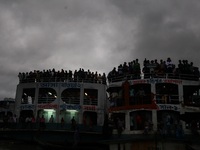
1, 0, 200, 100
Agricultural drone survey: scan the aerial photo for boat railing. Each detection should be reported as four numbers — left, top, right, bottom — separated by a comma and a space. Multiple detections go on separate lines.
37, 97, 56, 104
83, 98, 98, 105
109, 94, 152, 107
20, 97, 99, 106
155, 94, 180, 104
21, 97, 35, 104
108, 73, 199, 83
184, 95, 200, 107
19, 77, 106, 85
61, 97, 80, 105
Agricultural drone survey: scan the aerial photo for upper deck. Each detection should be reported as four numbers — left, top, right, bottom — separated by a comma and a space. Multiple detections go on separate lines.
18, 68, 107, 84
107, 58, 199, 83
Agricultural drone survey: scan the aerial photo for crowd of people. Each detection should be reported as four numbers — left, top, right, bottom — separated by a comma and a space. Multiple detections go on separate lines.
18, 68, 107, 84
107, 58, 200, 82
17, 58, 200, 85
0, 113, 79, 131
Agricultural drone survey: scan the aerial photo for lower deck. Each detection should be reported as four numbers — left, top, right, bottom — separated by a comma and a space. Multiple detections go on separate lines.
108, 109, 200, 136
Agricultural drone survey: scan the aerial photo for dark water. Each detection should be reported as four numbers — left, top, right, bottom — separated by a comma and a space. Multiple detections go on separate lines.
0, 140, 107, 150
0, 141, 43, 150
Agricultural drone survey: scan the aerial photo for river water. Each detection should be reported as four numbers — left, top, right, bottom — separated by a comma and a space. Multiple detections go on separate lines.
0, 141, 42, 150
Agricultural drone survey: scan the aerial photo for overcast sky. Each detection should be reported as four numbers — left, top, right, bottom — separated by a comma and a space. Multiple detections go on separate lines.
1, 0, 200, 100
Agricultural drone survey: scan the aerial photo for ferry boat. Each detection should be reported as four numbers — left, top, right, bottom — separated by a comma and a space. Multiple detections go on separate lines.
3, 58, 200, 149
106, 58, 200, 135
14, 69, 108, 131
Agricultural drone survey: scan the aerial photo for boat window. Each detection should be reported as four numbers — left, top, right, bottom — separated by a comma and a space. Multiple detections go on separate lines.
38, 88, 57, 104
183, 85, 200, 106
21, 88, 35, 104
129, 84, 151, 105
110, 113, 125, 130
61, 88, 80, 104
181, 112, 200, 131
107, 87, 123, 107
156, 83, 179, 104
129, 110, 152, 131
157, 110, 180, 132
84, 89, 98, 105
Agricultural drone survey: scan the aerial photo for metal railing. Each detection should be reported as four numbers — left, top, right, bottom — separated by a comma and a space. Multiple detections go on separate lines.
19, 77, 107, 84
37, 97, 56, 104
83, 98, 98, 105
108, 73, 199, 83
61, 97, 80, 105
156, 94, 180, 104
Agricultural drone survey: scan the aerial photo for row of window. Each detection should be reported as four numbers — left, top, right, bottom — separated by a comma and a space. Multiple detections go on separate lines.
20, 83, 200, 107
21, 88, 98, 105
108, 83, 200, 107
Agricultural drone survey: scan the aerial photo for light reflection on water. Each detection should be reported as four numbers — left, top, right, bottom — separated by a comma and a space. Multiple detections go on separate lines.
0, 141, 42, 150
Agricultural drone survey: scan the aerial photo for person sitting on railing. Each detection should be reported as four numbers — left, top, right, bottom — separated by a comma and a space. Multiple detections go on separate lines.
18, 72, 23, 83
78, 68, 85, 82
97, 73, 102, 83
153, 59, 160, 77
182, 60, 190, 74
122, 62, 129, 76
73, 70, 77, 81
157, 59, 166, 77
189, 62, 194, 74
68, 70, 73, 81
118, 64, 123, 76
133, 59, 141, 79
150, 60, 158, 78
128, 62, 133, 77
142, 61, 150, 79
178, 60, 184, 74
177, 60, 199, 80
94, 71, 98, 83
86, 70, 92, 82
143, 59, 157, 78
102, 73, 107, 84
107, 67, 118, 82
193, 67, 200, 80
166, 57, 175, 74
60, 69, 65, 82
23, 72, 28, 82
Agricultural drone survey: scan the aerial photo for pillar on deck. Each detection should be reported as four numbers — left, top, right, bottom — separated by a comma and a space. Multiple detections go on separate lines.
122, 80, 130, 106
152, 110, 157, 131
125, 111, 130, 131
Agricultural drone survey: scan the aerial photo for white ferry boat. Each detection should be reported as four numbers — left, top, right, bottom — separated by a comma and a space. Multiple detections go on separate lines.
14, 69, 107, 130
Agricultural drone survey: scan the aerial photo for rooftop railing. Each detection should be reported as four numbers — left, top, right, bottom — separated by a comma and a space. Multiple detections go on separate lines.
108, 73, 199, 83
19, 77, 107, 85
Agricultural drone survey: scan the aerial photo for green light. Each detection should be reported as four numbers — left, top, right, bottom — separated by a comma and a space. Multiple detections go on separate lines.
44, 109, 55, 112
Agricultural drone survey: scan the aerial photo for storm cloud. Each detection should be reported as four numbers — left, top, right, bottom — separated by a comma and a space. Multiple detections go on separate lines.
0, 0, 200, 99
